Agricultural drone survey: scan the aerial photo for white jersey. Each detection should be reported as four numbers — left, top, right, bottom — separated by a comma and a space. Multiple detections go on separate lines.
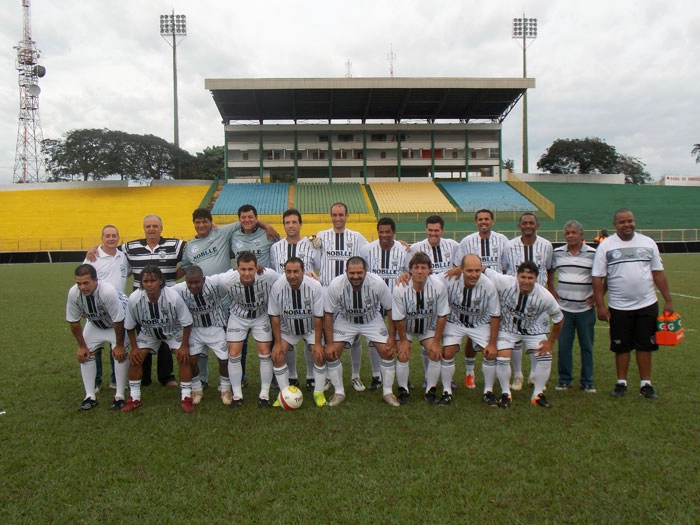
269, 237, 320, 275
455, 231, 509, 271
268, 275, 324, 336
392, 275, 449, 335
409, 238, 460, 274
551, 243, 596, 313
316, 228, 369, 286
440, 273, 501, 328
592, 232, 663, 310
220, 268, 280, 320
361, 240, 410, 292
171, 273, 230, 328
66, 281, 127, 329
501, 235, 553, 286
324, 272, 393, 325
484, 268, 562, 336
125, 286, 193, 340
84, 247, 131, 292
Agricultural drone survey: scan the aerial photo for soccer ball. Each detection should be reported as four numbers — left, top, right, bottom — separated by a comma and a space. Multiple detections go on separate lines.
278, 385, 304, 410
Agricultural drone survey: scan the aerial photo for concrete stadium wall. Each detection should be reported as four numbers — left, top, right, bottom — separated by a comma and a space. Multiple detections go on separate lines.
515, 173, 625, 184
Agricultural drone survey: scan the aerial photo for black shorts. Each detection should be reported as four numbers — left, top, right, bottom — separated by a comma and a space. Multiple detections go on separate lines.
609, 303, 659, 354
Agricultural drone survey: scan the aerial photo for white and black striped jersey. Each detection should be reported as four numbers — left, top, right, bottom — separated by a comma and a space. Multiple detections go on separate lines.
455, 231, 509, 270
392, 275, 449, 335
66, 281, 127, 329
501, 235, 553, 286
220, 268, 281, 320
551, 243, 596, 313
439, 273, 501, 328
316, 228, 368, 286
121, 237, 185, 290
361, 240, 410, 293
409, 238, 460, 274
483, 268, 562, 336
269, 237, 320, 275
268, 275, 324, 336
125, 287, 193, 340
324, 272, 392, 325
171, 273, 230, 328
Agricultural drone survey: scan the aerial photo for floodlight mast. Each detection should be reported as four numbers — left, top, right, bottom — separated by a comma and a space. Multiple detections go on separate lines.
13, 0, 46, 183
512, 15, 537, 174
160, 11, 187, 150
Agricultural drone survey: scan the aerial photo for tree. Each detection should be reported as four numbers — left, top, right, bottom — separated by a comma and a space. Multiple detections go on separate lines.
502, 158, 515, 172
615, 154, 652, 184
692, 144, 700, 164
537, 137, 618, 174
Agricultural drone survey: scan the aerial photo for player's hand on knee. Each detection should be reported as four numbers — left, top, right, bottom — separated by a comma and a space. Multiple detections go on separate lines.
112, 345, 126, 363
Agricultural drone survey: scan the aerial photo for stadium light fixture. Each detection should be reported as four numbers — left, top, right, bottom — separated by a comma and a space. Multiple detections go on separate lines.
160, 12, 187, 151
512, 15, 537, 175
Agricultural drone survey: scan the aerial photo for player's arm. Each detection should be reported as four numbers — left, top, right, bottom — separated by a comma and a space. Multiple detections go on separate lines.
323, 311, 335, 346
483, 316, 500, 360
270, 315, 285, 363
652, 270, 674, 316
111, 320, 127, 362
256, 220, 281, 242
592, 276, 609, 321
69, 321, 91, 363
127, 328, 145, 365
546, 268, 559, 301
537, 318, 563, 355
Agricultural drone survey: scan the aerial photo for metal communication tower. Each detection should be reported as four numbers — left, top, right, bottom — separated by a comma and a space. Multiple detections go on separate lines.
13, 0, 47, 183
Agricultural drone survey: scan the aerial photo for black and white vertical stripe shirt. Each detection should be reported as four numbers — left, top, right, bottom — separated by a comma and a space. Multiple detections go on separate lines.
391, 275, 450, 335
409, 238, 460, 274
220, 268, 281, 320
316, 228, 368, 286
455, 231, 509, 270
269, 237, 320, 275
360, 240, 410, 293
66, 281, 127, 329
501, 235, 553, 287
268, 275, 324, 336
125, 287, 193, 340
324, 272, 393, 325
171, 273, 230, 328
440, 273, 501, 328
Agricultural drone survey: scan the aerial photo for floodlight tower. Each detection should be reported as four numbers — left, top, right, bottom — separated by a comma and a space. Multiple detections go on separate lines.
160, 11, 187, 149
387, 44, 396, 77
512, 15, 537, 174
13, 0, 47, 184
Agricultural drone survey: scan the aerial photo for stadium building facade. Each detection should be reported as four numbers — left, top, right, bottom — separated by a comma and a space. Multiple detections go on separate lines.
205, 77, 533, 183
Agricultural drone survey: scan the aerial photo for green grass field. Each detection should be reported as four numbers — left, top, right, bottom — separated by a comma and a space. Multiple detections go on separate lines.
1, 257, 698, 523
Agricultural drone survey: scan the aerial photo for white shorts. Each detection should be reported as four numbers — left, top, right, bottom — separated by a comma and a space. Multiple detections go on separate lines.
496, 331, 549, 352
189, 326, 228, 360
332, 316, 389, 345
135, 334, 183, 353
227, 315, 272, 343
280, 331, 318, 348
443, 322, 491, 350
403, 329, 435, 343
83, 323, 130, 353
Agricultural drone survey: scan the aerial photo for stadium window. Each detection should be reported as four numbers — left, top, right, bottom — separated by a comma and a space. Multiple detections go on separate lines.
371, 134, 387, 142
470, 151, 477, 159
338, 134, 354, 142
489, 148, 500, 159
242, 152, 249, 161
402, 151, 409, 159
380, 151, 387, 159
319, 134, 328, 142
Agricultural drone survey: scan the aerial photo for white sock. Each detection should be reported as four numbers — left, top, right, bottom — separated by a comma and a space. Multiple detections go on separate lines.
511, 344, 523, 378
259, 354, 273, 399
228, 356, 243, 399
80, 357, 97, 399
219, 375, 231, 393
129, 379, 142, 401
192, 377, 202, 392
465, 357, 476, 376
482, 358, 497, 393
304, 343, 315, 380
180, 381, 192, 400
313, 364, 328, 394
350, 338, 362, 378
274, 365, 290, 391
426, 359, 441, 391
114, 357, 129, 400
380, 358, 396, 396
368, 342, 381, 378
440, 358, 455, 394
532, 353, 552, 399
327, 359, 344, 396
396, 360, 409, 390
285, 346, 298, 380
496, 357, 511, 395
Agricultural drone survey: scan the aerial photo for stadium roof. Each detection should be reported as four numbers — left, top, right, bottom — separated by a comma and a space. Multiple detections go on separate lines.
204, 77, 534, 124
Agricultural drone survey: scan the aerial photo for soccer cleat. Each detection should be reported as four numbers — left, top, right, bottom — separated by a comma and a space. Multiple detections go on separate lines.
498, 393, 512, 408
581, 384, 597, 394
640, 384, 658, 399
201, 381, 209, 390
110, 398, 125, 411
368, 376, 382, 391
397, 387, 410, 405
271, 377, 280, 391
324, 378, 333, 392
94, 386, 101, 395
424, 387, 437, 405
181, 396, 194, 413
555, 383, 572, 391
220, 390, 233, 405
230, 397, 243, 408
258, 397, 271, 408
407, 380, 415, 391
109, 382, 117, 390
121, 398, 142, 412
611, 382, 627, 398
328, 393, 346, 406
165, 380, 178, 388
306, 378, 315, 392
437, 391, 453, 406
464, 374, 476, 389
511, 376, 524, 391
482, 391, 499, 406
532, 393, 551, 408
383, 393, 400, 407
272, 398, 281, 408
289, 378, 300, 387
313, 392, 327, 407
192, 390, 204, 405
528, 374, 535, 386
351, 377, 366, 392
78, 397, 98, 411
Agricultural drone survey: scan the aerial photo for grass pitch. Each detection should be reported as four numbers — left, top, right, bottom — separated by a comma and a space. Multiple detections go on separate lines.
0, 256, 698, 523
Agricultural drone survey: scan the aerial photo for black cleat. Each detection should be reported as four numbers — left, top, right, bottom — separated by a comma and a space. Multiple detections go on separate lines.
230, 397, 243, 408
437, 391, 453, 406
611, 382, 628, 398
368, 376, 382, 391
289, 378, 299, 387
271, 377, 280, 391
397, 387, 410, 405
78, 397, 98, 411
640, 384, 658, 399
110, 398, 125, 411
306, 378, 315, 392
258, 397, 271, 408
498, 393, 512, 408
532, 393, 551, 408
483, 391, 499, 407
424, 387, 437, 405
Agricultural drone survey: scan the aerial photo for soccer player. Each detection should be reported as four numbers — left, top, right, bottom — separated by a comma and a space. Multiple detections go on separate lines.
439, 254, 501, 406
592, 208, 674, 399
360, 217, 410, 391
316, 202, 369, 391
391, 252, 449, 405
222, 252, 281, 408
66, 264, 129, 411
454, 209, 509, 389
500, 212, 553, 391
547, 220, 597, 393
483, 261, 564, 408
123, 265, 195, 413
172, 266, 232, 405
269, 208, 321, 391
268, 257, 327, 407
323, 257, 395, 406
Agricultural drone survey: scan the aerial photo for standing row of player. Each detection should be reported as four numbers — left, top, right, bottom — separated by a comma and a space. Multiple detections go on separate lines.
66, 204, 673, 412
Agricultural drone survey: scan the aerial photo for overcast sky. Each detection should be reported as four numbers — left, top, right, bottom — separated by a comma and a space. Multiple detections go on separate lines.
1, 0, 699, 184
